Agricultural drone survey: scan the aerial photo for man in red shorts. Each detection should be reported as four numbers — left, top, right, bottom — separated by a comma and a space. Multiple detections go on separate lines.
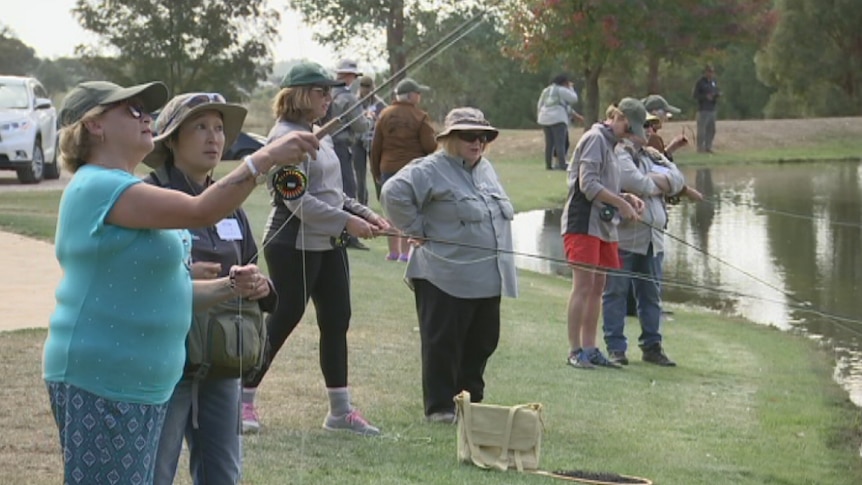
561, 98, 645, 369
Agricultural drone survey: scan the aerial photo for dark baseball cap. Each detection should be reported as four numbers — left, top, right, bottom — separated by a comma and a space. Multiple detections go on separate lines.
395, 78, 430, 95
617, 97, 647, 139
281, 62, 346, 88
59, 81, 168, 127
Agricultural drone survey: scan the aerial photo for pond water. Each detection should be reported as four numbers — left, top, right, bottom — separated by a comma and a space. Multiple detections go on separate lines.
511, 161, 862, 406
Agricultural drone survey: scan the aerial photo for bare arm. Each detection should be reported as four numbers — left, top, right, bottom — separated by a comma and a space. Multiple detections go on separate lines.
107, 131, 319, 229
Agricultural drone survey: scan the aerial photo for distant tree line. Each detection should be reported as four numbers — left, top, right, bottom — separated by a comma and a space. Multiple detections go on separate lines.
2, 0, 860, 127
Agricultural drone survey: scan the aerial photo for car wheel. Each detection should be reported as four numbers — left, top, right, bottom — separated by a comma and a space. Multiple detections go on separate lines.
16, 140, 45, 184
43, 139, 61, 180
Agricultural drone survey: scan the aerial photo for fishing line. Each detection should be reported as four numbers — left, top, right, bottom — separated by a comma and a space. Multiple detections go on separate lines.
698, 196, 862, 229
373, 228, 862, 337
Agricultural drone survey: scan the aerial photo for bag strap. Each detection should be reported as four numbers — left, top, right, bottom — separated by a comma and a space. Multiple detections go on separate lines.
458, 391, 490, 470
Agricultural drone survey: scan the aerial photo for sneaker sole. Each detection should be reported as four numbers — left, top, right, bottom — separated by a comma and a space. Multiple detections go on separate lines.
322, 424, 380, 436
242, 422, 260, 434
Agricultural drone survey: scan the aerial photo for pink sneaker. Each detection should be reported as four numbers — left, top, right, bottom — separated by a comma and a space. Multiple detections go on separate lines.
385, 253, 399, 261
242, 402, 261, 434
398, 253, 409, 262
323, 408, 380, 436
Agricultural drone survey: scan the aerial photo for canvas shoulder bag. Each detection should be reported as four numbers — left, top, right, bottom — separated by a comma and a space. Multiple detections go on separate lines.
454, 390, 544, 472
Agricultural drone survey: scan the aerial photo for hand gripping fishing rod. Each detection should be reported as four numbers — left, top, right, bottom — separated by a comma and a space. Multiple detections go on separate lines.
270, 2, 503, 200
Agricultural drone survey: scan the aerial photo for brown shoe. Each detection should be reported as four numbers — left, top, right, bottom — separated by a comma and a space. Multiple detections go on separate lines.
641, 344, 676, 367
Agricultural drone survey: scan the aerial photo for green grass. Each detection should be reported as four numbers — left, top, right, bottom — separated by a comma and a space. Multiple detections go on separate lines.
1, 127, 862, 483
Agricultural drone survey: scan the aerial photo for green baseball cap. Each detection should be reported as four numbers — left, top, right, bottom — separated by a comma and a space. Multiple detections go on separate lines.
142, 92, 248, 168
280, 62, 346, 88
59, 80, 168, 127
641, 94, 681, 115
395, 78, 430, 95
617, 97, 647, 139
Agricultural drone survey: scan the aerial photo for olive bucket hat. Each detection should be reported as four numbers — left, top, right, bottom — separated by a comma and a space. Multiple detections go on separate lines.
142, 92, 247, 168
436, 107, 499, 142
59, 80, 168, 127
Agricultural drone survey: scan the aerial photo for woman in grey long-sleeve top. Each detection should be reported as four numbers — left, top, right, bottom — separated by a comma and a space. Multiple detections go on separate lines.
240, 62, 390, 436
380, 107, 518, 424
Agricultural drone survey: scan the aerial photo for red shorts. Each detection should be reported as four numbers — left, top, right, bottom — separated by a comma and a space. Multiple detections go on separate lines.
563, 233, 620, 269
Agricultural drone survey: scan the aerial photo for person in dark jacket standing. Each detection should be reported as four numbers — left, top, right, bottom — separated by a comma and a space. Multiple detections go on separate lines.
143, 92, 277, 485
692, 64, 719, 153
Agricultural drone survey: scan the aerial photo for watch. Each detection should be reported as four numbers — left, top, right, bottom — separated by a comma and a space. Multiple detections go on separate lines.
243, 155, 268, 185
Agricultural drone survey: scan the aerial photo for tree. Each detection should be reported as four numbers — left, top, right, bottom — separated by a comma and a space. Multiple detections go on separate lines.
0, 26, 38, 76
757, 0, 862, 117
72, 0, 280, 101
290, 0, 468, 79
503, 0, 774, 123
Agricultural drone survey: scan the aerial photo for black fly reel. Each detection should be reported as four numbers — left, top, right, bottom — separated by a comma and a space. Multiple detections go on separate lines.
271, 166, 308, 201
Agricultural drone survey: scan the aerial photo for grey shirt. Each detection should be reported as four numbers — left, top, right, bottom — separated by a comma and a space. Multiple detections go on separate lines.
330, 84, 370, 144
615, 143, 686, 255
380, 150, 518, 299
263, 120, 373, 250
561, 123, 620, 241
537, 84, 579, 126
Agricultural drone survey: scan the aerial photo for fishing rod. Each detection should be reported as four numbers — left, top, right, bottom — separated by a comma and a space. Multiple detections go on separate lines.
322, 17, 488, 141
269, 3, 499, 201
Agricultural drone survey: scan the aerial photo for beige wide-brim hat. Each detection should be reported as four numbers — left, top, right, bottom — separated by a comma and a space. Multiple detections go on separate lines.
435, 107, 499, 142
143, 93, 247, 168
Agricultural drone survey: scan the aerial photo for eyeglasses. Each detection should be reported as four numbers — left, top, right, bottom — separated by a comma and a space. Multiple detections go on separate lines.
456, 131, 489, 143
163, 92, 227, 127
310, 86, 332, 95
105, 100, 146, 120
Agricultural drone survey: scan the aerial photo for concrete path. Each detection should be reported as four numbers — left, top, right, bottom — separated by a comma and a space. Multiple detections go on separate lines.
0, 231, 60, 331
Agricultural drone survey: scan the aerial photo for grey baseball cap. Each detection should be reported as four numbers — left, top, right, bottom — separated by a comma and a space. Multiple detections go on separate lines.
59, 81, 168, 127
617, 97, 647, 139
395, 78, 430, 95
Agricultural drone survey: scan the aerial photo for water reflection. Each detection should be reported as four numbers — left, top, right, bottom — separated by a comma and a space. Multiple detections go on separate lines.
511, 161, 862, 406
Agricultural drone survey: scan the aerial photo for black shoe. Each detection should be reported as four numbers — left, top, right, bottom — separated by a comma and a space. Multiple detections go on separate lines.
608, 350, 629, 366
641, 344, 676, 367
346, 238, 370, 250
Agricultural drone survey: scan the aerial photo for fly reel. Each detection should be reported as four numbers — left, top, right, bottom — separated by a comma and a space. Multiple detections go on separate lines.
271, 166, 308, 201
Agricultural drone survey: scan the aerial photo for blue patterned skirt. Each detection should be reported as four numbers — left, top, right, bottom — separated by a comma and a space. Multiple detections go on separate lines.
46, 381, 168, 485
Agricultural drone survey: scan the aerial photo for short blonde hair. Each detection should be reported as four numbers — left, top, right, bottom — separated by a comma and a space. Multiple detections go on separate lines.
272, 86, 317, 123
58, 105, 105, 173
605, 104, 624, 121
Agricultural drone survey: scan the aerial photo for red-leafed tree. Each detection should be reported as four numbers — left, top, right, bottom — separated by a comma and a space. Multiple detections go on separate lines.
504, 0, 774, 124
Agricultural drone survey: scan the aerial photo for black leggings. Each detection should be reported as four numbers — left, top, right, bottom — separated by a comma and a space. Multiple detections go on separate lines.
245, 244, 351, 389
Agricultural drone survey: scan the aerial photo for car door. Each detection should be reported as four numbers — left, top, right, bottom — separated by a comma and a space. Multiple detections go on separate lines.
31, 81, 56, 159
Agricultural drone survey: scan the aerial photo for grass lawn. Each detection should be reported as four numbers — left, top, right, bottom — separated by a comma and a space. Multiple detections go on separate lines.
0, 119, 861, 484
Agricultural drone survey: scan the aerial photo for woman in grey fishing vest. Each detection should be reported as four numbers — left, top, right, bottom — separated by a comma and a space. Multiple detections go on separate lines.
143, 93, 277, 485
380, 107, 518, 424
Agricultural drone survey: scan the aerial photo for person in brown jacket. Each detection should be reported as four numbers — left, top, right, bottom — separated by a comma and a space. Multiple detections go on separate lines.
370, 77, 437, 261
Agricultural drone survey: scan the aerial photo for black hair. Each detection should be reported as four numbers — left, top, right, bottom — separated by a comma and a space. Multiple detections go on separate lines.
552, 73, 570, 85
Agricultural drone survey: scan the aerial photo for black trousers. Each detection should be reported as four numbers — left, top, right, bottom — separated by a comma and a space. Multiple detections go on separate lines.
245, 244, 351, 389
334, 140, 357, 199
351, 139, 369, 206
412, 279, 501, 416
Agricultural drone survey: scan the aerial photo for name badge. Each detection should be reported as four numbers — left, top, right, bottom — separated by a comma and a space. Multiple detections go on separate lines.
216, 218, 243, 241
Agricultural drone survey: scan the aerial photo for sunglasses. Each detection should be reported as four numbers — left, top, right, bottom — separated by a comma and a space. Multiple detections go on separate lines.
310, 86, 332, 95
456, 131, 490, 143
163, 92, 227, 127
106, 100, 147, 120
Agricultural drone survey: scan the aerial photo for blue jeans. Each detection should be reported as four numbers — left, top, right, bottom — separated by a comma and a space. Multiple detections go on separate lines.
602, 245, 664, 353
153, 377, 241, 485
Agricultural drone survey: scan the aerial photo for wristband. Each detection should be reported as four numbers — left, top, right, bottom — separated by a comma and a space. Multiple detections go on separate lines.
244, 155, 260, 177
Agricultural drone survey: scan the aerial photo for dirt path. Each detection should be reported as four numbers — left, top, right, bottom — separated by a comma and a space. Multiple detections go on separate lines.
0, 231, 60, 331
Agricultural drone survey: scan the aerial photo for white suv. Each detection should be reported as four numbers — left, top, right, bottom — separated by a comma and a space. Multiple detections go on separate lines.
0, 76, 60, 184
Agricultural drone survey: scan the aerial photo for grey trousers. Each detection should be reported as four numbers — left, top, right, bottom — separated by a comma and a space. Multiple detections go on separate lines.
697, 110, 716, 152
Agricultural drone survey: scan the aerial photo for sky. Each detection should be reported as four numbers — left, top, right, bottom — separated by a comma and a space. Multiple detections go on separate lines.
3, 0, 338, 66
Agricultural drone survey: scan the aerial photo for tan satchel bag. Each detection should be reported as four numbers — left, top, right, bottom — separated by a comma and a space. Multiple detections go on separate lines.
454, 390, 544, 472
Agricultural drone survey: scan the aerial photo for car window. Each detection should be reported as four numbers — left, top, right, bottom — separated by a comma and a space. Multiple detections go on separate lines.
33, 83, 49, 99
0, 83, 29, 109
